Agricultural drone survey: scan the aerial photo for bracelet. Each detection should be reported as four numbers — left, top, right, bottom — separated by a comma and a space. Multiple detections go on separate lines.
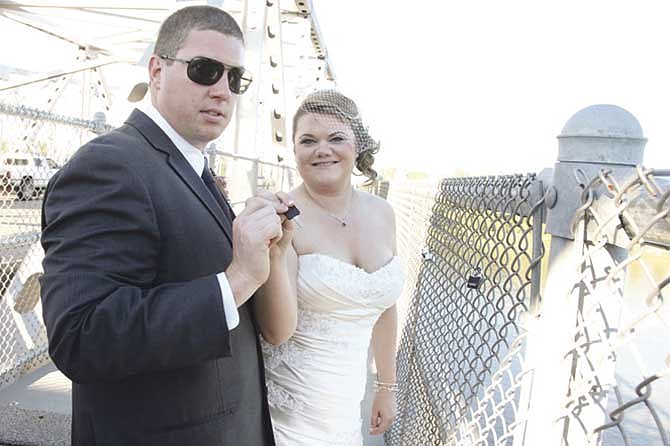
374, 379, 399, 393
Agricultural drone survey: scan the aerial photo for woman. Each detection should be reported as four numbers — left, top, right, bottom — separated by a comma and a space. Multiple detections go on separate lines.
253, 90, 405, 445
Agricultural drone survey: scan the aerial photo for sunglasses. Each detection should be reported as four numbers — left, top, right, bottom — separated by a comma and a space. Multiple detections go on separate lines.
160, 55, 252, 94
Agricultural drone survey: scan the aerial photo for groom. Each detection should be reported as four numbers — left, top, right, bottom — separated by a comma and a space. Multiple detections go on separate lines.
40, 6, 284, 445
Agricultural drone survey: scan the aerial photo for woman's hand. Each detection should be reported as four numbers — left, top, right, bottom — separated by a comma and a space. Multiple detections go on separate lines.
369, 390, 397, 435
268, 191, 295, 257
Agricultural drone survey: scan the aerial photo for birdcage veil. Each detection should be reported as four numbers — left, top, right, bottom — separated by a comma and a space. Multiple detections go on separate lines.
292, 89, 380, 182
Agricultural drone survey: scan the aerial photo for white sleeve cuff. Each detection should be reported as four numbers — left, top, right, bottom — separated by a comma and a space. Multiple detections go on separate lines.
217, 272, 240, 331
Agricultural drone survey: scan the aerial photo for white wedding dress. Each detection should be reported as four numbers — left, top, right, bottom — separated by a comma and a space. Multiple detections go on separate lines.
262, 253, 405, 446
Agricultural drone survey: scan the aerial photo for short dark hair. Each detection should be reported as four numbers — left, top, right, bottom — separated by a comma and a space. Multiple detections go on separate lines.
154, 6, 244, 57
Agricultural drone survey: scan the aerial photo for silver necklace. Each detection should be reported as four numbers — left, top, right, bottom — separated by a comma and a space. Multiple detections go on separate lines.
304, 187, 354, 227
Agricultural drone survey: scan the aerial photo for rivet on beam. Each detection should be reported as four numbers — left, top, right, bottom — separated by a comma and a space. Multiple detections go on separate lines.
275, 130, 283, 142
267, 26, 276, 39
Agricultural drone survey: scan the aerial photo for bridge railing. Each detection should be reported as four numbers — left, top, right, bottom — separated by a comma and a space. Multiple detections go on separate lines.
383, 105, 669, 446
383, 173, 545, 446
0, 101, 107, 390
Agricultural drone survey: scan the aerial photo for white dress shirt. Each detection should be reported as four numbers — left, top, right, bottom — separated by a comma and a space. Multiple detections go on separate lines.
137, 102, 240, 331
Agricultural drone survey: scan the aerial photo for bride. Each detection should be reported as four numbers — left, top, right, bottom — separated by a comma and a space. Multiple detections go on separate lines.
253, 90, 404, 445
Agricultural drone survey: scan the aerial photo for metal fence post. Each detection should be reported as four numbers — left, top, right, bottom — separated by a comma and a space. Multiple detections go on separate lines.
251, 159, 259, 195
519, 105, 647, 445
205, 143, 217, 172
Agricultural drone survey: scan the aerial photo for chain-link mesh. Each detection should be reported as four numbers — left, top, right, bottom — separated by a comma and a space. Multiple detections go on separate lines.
0, 241, 49, 389
359, 179, 390, 200
384, 179, 439, 343
385, 174, 545, 446
561, 167, 670, 446
0, 97, 106, 389
207, 149, 298, 212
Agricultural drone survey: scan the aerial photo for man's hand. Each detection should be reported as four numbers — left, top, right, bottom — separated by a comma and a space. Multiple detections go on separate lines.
225, 190, 289, 306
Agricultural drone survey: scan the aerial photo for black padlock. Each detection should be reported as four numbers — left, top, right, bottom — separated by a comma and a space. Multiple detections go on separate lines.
467, 267, 483, 289
283, 205, 301, 220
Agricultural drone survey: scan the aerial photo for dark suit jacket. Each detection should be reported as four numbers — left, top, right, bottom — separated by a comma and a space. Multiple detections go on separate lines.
40, 110, 274, 446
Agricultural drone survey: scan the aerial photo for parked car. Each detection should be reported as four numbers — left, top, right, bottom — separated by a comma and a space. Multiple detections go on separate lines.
0, 153, 61, 200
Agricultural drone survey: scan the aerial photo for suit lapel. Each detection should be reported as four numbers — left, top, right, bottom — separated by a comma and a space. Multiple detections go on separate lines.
125, 110, 234, 245
167, 155, 234, 244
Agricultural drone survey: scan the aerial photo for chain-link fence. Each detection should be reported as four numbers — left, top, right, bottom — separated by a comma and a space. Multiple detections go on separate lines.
557, 167, 670, 446
384, 179, 439, 346
359, 178, 391, 200
0, 103, 105, 390
206, 148, 298, 212
384, 174, 545, 446
379, 164, 669, 445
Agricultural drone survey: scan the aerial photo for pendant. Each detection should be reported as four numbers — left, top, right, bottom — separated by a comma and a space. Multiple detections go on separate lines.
329, 213, 347, 227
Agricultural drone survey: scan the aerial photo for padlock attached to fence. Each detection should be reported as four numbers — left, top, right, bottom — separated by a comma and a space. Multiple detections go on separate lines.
467, 267, 483, 290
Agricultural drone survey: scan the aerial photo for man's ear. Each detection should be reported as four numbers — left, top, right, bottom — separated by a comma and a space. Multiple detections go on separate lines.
148, 55, 162, 89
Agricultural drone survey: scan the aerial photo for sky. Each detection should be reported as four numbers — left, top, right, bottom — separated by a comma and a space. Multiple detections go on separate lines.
314, 0, 670, 176
2, 1, 670, 178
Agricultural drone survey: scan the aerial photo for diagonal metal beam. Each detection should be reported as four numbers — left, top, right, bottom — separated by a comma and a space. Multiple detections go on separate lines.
0, 1, 169, 10
0, 1, 168, 31
73, 7, 163, 24
0, 10, 109, 52
297, 0, 335, 81
0, 58, 133, 91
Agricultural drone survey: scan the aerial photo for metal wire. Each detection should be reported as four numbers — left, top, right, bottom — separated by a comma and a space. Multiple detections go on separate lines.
0, 101, 97, 389
565, 167, 670, 446
385, 174, 545, 446
0, 102, 113, 134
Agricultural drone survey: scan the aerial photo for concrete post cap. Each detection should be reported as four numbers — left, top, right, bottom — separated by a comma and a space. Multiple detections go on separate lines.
557, 104, 646, 165
559, 104, 644, 140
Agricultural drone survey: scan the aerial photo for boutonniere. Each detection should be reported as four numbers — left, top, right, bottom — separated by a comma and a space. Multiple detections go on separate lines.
210, 168, 230, 202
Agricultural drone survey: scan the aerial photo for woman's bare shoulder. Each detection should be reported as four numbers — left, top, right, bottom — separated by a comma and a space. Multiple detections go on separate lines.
357, 190, 394, 218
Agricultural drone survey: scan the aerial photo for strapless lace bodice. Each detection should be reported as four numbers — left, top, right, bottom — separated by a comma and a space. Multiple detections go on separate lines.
262, 254, 404, 446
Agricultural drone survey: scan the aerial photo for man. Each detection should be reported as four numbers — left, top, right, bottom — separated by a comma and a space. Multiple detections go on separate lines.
40, 6, 286, 445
